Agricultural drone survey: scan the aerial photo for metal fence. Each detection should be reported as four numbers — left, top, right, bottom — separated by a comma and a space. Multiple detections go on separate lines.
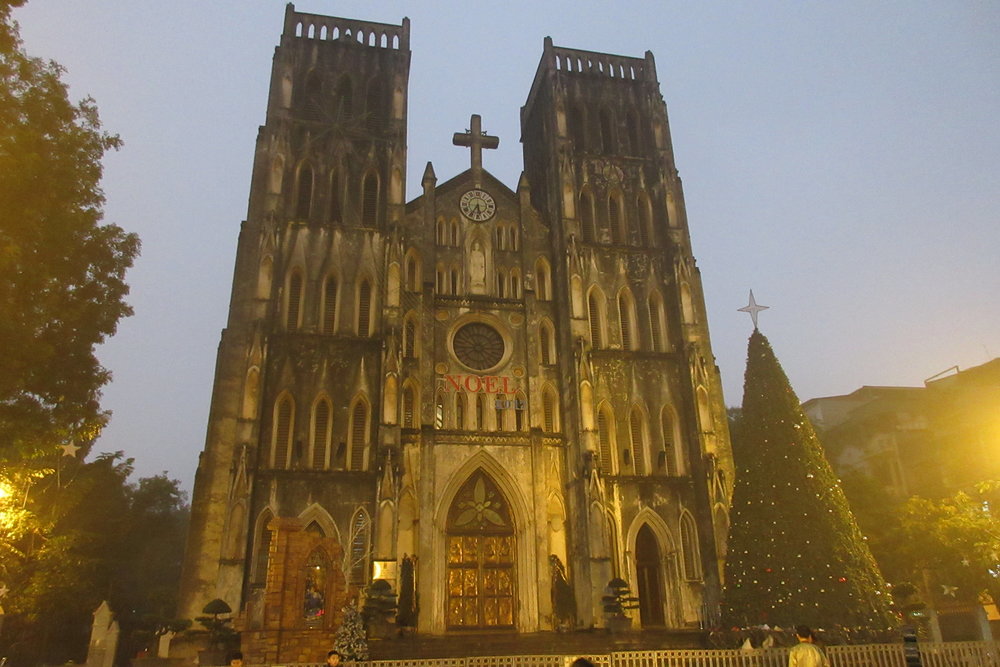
276, 642, 1000, 667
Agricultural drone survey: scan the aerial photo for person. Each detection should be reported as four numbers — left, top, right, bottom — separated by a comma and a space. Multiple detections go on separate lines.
227, 652, 243, 667
788, 626, 830, 667
327, 650, 342, 667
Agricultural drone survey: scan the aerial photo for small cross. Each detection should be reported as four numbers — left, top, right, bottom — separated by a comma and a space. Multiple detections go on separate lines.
738, 290, 769, 330
453, 114, 499, 182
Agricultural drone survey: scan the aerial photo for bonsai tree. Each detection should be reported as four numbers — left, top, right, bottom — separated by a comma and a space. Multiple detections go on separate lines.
361, 579, 398, 639
601, 577, 639, 631
193, 598, 238, 649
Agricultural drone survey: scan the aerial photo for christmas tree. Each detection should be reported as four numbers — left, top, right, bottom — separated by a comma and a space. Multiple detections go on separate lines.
723, 329, 894, 635
333, 604, 369, 661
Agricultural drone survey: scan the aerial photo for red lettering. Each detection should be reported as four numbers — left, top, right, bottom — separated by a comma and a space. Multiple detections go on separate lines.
464, 375, 482, 392
484, 376, 499, 394
500, 376, 514, 394
445, 374, 462, 392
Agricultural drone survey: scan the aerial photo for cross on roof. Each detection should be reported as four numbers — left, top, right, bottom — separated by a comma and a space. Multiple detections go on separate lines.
453, 114, 499, 181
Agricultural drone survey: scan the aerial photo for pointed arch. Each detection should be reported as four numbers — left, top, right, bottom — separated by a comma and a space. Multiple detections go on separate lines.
298, 503, 340, 543
679, 510, 702, 580
476, 392, 488, 430
383, 374, 398, 424
697, 386, 713, 434
648, 290, 666, 352
510, 268, 521, 299
251, 508, 275, 585
660, 405, 682, 475
348, 395, 371, 471
285, 267, 304, 330
608, 190, 625, 244
401, 380, 419, 429
404, 250, 421, 292
625, 510, 678, 627
538, 319, 555, 365
587, 286, 606, 348
402, 313, 418, 358
636, 191, 652, 246
310, 394, 333, 469
257, 255, 273, 300
628, 406, 647, 475
580, 188, 596, 243
580, 381, 595, 430
361, 170, 379, 226
294, 162, 314, 220
271, 392, 295, 469
348, 507, 371, 585
242, 366, 260, 420
596, 402, 616, 474
356, 277, 372, 336
618, 287, 637, 351
454, 392, 466, 429
321, 273, 338, 334
542, 383, 559, 433
535, 258, 551, 301
680, 282, 695, 323
435, 390, 446, 429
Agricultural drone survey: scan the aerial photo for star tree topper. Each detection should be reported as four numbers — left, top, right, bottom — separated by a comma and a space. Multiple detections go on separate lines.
738, 290, 769, 329
59, 442, 81, 457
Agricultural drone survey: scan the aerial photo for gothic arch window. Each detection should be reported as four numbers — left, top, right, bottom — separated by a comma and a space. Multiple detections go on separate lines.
636, 192, 652, 247
510, 269, 521, 299
321, 274, 338, 334
271, 393, 294, 469
635, 523, 666, 627
608, 191, 625, 245
495, 398, 505, 432
597, 404, 616, 474
679, 511, 702, 580
403, 315, 418, 358
435, 391, 445, 428
510, 226, 519, 251
285, 269, 304, 330
450, 219, 460, 246
697, 386, 713, 434
476, 393, 487, 430
535, 258, 551, 301
328, 169, 343, 223
348, 396, 370, 471
618, 288, 637, 351
660, 406, 680, 475
311, 395, 332, 470
435, 265, 446, 294
542, 385, 559, 433
648, 290, 666, 352
436, 218, 447, 245
405, 252, 420, 292
303, 549, 329, 625
251, 509, 274, 585
450, 266, 460, 294
455, 393, 466, 429
295, 163, 314, 220
496, 269, 507, 298
495, 225, 505, 250
361, 171, 379, 226
599, 108, 615, 153
539, 319, 555, 365
356, 279, 372, 336
402, 383, 417, 428
629, 407, 647, 475
348, 508, 371, 585
580, 189, 596, 243
587, 287, 606, 348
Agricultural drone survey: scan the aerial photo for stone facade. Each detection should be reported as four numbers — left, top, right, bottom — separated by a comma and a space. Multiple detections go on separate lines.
177, 4, 734, 657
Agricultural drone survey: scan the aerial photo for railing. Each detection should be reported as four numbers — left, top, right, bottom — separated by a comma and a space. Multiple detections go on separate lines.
269, 642, 1000, 667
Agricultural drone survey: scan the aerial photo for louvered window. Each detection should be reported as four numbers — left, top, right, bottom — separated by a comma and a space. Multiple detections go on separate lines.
350, 402, 367, 471
357, 280, 371, 336
588, 293, 603, 348
649, 296, 663, 352
286, 272, 303, 330
543, 391, 555, 433
402, 387, 415, 428
581, 193, 595, 243
629, 410, 646, 475
404, 319, 416, 357
362, 173, 378, 226
312, 400, 330, 469
619, 296, 634, 351
597, 410, 613, 473
295, 165, 313, 220
273, 396, 293, 469
321, 277, 337, 334
661, 409, 678, 475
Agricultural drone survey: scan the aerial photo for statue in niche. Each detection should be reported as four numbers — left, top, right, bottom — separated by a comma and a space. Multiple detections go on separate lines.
470, 241, 486, 294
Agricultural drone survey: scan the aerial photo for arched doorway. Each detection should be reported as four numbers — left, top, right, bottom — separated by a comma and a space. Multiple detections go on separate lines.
635, 524, 665, 626
446, 470, 516, 630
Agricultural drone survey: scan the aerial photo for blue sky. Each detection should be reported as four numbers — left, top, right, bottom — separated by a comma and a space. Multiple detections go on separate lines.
14, 2, 1000, 491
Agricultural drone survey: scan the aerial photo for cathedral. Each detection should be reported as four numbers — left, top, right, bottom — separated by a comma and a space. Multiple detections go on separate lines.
177, 4, 733, 660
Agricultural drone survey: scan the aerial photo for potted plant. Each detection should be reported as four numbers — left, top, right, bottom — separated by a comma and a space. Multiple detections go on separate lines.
601, 577, 638, 633
193, 598, 238, 665
361, 579, 398, 640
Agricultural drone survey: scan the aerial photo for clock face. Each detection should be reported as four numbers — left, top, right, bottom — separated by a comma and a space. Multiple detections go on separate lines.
459, 189, 496, 222
452, 322, 505, 371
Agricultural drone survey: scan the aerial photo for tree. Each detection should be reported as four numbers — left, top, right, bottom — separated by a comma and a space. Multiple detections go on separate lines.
0, 0, 140, 462
722, 330, 894, 636
334, 604, 370, 661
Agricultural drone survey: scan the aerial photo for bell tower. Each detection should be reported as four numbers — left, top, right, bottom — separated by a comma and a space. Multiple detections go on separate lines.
520, 38, 734, 626
177, 5, 411, 658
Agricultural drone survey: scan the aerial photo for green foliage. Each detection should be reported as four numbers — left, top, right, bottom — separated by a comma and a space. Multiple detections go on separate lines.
0, 0, 139, 463
334, 604, 370, 661
601, 577, 639, 619
0, 452, 189, 664
723, 330, 894, 635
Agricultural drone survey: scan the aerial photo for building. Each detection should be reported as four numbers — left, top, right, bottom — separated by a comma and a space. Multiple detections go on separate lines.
803, 358, 1000, 642
177, 5, 733, 660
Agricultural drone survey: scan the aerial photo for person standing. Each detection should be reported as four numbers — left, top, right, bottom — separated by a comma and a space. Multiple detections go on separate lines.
788, 626, 830, 667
